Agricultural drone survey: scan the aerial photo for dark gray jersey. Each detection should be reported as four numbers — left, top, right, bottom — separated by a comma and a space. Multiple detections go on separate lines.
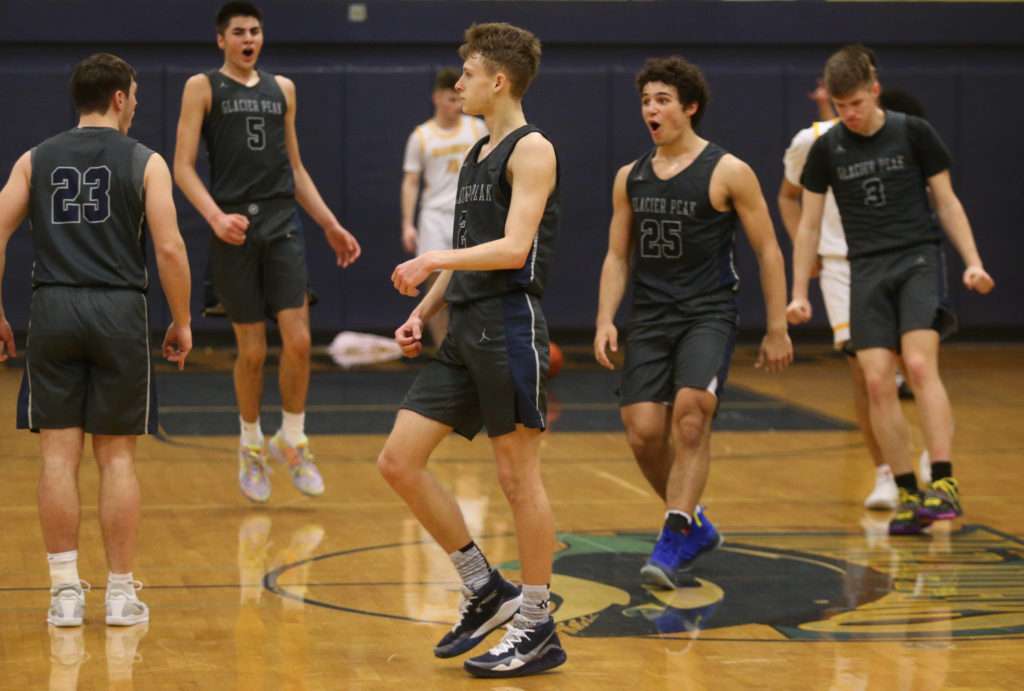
201, 69, 293, 204
28, 127, 152, 291
627, 142, 739, 307
801, 111, 952, 259
444, 125, 560, 305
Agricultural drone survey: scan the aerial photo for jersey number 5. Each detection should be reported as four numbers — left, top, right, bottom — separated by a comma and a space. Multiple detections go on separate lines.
639, 219, 683, 259
51, 166, 111, 224
246, 117, 266, 151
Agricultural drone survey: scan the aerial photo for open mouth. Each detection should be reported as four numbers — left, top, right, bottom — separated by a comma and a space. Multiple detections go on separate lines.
242, 48, 254, 58
649, 122, 660, 132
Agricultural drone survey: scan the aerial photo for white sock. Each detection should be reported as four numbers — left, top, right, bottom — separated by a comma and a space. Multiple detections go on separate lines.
519, 584, 550, 625
108, 571, 135, 595
281, 410, 306, 446
47, 550, 79, 588
240, 416, 263, 447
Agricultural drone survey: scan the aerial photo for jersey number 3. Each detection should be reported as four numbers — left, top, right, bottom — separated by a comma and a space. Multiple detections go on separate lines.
862, 177, 886, 207
51, 166, 111, 224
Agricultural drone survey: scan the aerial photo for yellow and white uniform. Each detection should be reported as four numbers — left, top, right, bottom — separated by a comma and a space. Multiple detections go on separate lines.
402, 114, 487, 255
783, 119, 852, 347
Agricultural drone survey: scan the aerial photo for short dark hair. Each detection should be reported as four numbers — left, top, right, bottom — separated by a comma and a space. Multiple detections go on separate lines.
635, 56, 711, 129
434, 68, 460, 92
880, 87, 926, 118
216, 1, 262, 34
824, 45, 876, 97
70, 53, 136, 116
458, 23, 541, 99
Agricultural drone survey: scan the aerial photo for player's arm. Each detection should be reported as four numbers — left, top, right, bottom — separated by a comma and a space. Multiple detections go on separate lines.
278, 75, 361, 268
777, 178, 804, 245
787, 190, 825, 325
594, 163, 634, 370
144, 153, 193, 370
400, 170, 421, 255
391, 132, 556, 296
173, 74, 249, 246
722, 155, 792, 372
394, 269, 452, 358
928, 170, 994, 294
0, 151, 31, 361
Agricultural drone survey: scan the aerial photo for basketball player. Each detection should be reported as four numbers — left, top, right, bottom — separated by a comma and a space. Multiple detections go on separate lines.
594, 56, 792, 590
379, 22, 567, 678
0, 53, 192, 626
174, 2, 361, 503
788, 46, 994, 535
401, 67, 487, 346
779, 60, 899, 511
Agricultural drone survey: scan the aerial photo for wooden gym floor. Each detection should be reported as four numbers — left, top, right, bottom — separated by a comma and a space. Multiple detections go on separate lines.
1, 342, 1022, 689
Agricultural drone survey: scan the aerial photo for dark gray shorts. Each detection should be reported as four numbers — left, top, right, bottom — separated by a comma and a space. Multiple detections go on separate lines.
17, 286, 156, 434
620, 297, 737, 406
400, 293, 549, 440
850, 243, 958, 352
208, 198, 308, 323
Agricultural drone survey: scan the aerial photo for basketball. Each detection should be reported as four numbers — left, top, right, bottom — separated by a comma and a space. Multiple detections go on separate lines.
549, 342, 563, 379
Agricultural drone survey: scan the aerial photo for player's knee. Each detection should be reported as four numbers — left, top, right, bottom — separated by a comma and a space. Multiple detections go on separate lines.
625, 425, 663, 458
672, 412, 707, 450
236, 344, 266, 371
901, 354, 933, 390
376, 450, 405, 486
281, 329, 311, 357
863, 370, 895, 403
494, 462, 536, 504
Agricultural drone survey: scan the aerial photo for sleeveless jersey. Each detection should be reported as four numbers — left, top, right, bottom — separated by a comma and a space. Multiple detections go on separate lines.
28, 127, 153, 291
202, 69, 293, 204
783, 119, 847, 258
403, 114, 487, 213
801, 111, 951, 259
627, 142, 739, 307
444, 125, 560, 305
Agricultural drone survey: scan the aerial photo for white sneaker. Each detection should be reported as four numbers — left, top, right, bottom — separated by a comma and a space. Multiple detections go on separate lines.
919, 449, 932, 484
864, 464, 899, 510
48, 580, 90, 627
105, 581, 149, 626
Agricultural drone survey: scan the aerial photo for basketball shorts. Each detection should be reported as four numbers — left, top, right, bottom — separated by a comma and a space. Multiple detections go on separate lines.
400, 292, 549, 440
208, 198, 309, 323
17, 286, 156, 435
819, 256, 852, 350
850, 243, 958, 352
620, 296, 738, 406
416, 207, 454, 256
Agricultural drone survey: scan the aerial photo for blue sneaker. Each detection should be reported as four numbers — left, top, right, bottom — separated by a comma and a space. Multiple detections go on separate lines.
434, 569, 522, 658
641, 506, 723, 590
463, 614, 567, 678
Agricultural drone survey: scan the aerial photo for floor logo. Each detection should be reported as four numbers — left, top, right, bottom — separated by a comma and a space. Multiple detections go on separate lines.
265, 524, 1024, 641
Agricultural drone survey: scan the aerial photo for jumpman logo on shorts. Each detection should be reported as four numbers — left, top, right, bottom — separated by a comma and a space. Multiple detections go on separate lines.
480, 329, 491, 344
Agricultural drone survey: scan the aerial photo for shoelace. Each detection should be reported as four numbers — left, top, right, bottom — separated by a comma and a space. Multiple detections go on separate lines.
245, 454, 273, 481
449, 585, 476, 629
294, 460, 319, 477
490, 621, 533, 654
929, 478, 957, 499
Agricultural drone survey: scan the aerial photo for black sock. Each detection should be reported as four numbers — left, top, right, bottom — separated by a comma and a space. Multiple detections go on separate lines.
665, 511, 692, 534
894, 472, 920, 495
930, 461, 953, 481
